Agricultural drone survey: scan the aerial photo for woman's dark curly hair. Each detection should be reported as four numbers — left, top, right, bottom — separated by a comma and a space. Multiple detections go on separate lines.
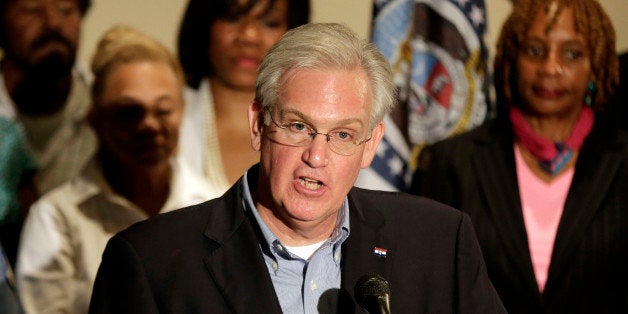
177, 0, 310, 89
494, 0, 618, 114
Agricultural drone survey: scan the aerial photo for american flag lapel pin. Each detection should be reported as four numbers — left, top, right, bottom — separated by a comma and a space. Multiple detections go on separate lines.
373, 247, 387, 258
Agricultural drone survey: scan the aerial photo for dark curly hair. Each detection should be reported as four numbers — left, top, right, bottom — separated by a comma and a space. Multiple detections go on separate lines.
177, 0, 310, 89
494, 0, 618, 114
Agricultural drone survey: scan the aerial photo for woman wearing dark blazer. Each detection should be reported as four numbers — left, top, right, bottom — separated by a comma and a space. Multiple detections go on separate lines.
410, 0, 628, 313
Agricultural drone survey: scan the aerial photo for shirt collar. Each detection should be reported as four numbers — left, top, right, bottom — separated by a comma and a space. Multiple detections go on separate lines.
241, 166, 350, 259
75, 157, 213, 216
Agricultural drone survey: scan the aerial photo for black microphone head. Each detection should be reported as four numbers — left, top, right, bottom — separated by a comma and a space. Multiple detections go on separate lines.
354, 273, 391, 312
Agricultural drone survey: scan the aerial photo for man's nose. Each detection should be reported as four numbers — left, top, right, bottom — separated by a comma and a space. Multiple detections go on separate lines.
302, 133, 330, 168
43, 5, 64, 30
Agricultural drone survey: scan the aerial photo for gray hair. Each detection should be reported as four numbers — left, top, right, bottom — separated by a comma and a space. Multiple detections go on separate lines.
255, 23, 396, 130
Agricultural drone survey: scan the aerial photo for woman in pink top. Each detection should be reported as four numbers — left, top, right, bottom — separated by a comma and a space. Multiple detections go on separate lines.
410, 0, 628, 313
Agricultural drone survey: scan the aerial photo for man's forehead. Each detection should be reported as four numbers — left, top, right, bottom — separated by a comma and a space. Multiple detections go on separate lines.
267, 63, 374, 125
274, 105, 367, 129
279, 67, 371, 99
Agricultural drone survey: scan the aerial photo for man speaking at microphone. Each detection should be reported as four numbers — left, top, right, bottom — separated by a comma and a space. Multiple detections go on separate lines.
89, 23, 505, 313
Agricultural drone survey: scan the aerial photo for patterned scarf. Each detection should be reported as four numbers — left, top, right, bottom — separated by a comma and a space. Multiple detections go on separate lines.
510, 106, 594, 175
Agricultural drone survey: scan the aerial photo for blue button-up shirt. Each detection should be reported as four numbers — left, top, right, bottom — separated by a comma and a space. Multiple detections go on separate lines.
242, 169, 350, 314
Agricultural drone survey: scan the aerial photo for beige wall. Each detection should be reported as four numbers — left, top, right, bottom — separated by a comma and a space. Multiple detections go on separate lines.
78, 0, 628, 66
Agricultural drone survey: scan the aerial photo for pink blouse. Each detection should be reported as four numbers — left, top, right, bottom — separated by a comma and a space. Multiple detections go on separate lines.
515, 145, 574, 292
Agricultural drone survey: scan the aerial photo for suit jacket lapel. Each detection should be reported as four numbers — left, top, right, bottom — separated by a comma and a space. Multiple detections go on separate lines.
201, 182, 283, 313
546, 123, 623, 292
340, 189, 393, 311
472, 122, 539, 292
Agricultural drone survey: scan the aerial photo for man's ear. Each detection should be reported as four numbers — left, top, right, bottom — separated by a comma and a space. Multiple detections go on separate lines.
360, 121, 385, 169
248, 100, 263, 151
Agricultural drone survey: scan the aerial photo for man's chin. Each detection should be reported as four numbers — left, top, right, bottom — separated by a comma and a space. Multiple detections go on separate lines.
28, 51, 75, 78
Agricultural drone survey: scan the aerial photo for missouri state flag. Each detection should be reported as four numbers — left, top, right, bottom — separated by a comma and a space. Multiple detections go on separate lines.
355, 0, 490, 191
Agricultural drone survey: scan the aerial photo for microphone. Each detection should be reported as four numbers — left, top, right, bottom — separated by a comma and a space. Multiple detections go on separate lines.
354, 273, 391, 314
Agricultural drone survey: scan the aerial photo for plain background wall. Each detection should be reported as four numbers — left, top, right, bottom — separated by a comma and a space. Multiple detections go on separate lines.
78, 0, 628, 68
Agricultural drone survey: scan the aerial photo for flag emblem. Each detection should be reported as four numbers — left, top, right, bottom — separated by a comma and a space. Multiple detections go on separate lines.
374, 247, 388, 258
356, 0, 489, 192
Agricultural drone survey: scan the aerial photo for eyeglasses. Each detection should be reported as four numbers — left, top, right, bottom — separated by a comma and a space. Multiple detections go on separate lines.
264, 108, 372, 156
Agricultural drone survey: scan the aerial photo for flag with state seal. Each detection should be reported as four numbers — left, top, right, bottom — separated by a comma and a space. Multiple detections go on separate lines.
355, 0, 490, 191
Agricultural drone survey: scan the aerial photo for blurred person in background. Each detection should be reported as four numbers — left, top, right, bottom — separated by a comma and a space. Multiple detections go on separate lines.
177, 0, 309, 193
410, 0, 627, 312
0, 0, 96, 194
16, 25, 221, 314
0, 0, 96, 266
0, 116, 37, 267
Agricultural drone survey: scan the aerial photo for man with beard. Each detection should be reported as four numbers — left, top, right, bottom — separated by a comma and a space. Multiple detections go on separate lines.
0, 0, 95, 266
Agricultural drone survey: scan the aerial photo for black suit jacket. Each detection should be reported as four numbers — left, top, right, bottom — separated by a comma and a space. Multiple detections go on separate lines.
411, 116, 628, 313
89, 170, 505, 313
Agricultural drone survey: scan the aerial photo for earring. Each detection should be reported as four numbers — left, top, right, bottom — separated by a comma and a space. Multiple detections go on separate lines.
585, 81, 596, 106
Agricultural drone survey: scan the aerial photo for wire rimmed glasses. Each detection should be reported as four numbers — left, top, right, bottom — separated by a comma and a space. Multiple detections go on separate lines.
263, 107, 372, 156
